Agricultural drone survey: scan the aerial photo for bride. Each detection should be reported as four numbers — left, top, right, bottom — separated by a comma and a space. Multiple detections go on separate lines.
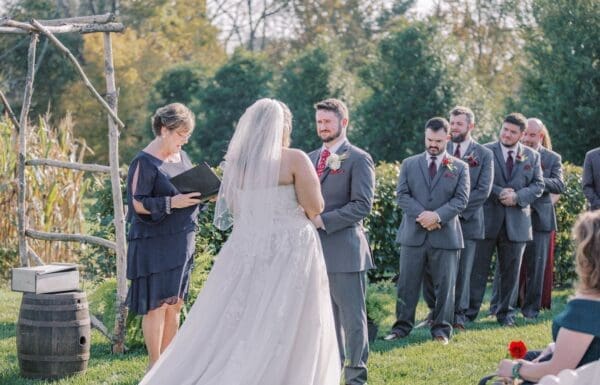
139, 99, 341, 385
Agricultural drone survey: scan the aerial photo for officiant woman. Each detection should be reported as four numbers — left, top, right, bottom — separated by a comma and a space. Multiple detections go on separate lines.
125, 103, 202, 370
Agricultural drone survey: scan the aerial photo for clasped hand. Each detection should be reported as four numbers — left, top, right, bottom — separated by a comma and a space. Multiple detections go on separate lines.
499, 188, 517, 207
416, 211, 441, 231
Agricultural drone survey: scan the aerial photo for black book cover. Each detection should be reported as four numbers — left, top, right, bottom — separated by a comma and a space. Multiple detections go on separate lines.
169, 162, 221, 200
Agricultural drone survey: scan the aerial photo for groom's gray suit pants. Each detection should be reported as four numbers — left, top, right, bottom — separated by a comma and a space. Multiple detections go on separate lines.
328, 271, 369, 385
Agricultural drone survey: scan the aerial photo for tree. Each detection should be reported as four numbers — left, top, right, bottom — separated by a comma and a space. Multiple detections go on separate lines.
191, 49, 273, 164
58, 0, 225, 162
148, 63, 210, 114
420, 0, 531, 140
275, 44, 344, 151
0, 0, 82, 118
516, 0, 600, 164
354, 21, 460, 162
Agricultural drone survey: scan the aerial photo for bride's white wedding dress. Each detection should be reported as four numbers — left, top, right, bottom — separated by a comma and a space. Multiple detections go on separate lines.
140, 185, 341, 385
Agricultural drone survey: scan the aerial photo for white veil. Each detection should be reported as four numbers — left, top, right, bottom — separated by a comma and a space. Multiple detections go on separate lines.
213, 98, 284, 231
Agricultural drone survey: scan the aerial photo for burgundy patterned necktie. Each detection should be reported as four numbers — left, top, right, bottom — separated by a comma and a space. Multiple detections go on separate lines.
316, 149, 331, 177
454, 143, 461, 158
429, 156, 437, 179
506, 150, 514, 179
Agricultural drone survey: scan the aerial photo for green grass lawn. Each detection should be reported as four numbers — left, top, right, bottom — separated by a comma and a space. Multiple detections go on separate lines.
0, 282, 571, 385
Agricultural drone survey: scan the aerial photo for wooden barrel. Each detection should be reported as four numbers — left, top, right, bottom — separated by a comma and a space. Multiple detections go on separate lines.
16, 291, 91, 379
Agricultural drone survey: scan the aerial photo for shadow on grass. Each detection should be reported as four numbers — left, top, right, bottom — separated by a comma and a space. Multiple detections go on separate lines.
371, 291, 571, 355
0, 321, 16, 340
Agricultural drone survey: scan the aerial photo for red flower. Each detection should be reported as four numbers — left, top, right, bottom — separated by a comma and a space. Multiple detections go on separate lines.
464, 154, 479, 167
508, 340, 527, 359
442, 157, 455, 171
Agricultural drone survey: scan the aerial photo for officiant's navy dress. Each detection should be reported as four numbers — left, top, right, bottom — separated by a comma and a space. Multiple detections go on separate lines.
126, 151, 200, 315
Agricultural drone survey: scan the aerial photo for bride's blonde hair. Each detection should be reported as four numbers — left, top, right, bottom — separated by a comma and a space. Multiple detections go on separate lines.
573, 210, 600, 295
277, 101, 293, 148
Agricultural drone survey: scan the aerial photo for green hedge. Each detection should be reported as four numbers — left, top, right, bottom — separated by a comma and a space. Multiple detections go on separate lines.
82, 161, 584, 289
552, 163, 586, 286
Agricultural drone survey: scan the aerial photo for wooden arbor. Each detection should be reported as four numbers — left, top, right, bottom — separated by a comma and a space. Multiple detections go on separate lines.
0, 14, 128, 353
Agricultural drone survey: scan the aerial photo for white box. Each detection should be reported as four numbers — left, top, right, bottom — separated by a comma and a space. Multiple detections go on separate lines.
11, 263, 80, 294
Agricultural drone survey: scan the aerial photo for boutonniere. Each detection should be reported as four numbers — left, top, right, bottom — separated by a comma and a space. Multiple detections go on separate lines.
326, 152, 349, 171
442, 156, 455, 172
515, 151, 528, 163
463, 152, 479, 167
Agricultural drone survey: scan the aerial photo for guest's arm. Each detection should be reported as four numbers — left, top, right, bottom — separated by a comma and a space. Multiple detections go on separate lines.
497, 328, 594, 383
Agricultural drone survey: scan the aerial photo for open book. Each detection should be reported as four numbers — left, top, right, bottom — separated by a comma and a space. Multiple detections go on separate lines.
169, 162, 221, 201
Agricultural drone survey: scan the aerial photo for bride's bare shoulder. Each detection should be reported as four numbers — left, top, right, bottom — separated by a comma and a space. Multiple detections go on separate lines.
282, 148, 312, 166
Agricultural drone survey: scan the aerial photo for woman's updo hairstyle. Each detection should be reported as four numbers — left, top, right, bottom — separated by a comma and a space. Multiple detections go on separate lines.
573, 210, 600, 294
151, 103, 195, 136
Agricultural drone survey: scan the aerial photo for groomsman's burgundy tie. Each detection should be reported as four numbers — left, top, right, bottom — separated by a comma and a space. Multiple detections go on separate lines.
429, 156, 437, 180
454, 144, 461, 158
506, 150, 514, 179
317, 149, 331, 177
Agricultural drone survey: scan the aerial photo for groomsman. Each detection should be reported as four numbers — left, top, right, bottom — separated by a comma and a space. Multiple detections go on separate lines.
309, 98, 375, 385
519, 118, 565, 318
385, 117, 469, 344
467, 113, 544, 326
583, 147, 600, 211
422, 107, 493, 329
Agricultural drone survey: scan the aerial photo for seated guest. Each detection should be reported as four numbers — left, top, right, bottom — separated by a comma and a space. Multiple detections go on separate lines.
496, 210, 600, 384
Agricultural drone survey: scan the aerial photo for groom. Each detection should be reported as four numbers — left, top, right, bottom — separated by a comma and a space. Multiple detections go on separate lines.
309, 98, 375, 385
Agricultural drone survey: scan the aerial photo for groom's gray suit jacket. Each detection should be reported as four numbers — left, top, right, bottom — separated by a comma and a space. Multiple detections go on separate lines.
395, 152, 470, 249
309, 140, 375, 273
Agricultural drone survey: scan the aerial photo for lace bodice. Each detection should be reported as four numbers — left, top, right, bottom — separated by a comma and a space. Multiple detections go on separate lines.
232, 184, 307, 229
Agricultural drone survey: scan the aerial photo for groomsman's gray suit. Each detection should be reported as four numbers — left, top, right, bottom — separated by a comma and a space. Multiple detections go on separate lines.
423, 141, 493, 326
309, 140, 375, 385
521, 146, 564, 317
467, 142, 544, 324
583, 147, 600, 211
391, 152, 469, 339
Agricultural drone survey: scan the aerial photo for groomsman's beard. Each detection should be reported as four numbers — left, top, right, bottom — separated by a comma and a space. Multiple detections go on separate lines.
451, 132, 468, 143
427, 146, 443, 155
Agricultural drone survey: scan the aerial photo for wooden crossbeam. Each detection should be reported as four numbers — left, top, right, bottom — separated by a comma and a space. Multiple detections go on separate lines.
26, 158, 111, 173
0, 17, 124, 34
25, 229, 117, 250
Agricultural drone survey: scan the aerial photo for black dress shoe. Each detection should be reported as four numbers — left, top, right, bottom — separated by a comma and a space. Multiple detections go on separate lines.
452, 323, 466, 331
433, 335, 449, 345
383, 331, 406, 341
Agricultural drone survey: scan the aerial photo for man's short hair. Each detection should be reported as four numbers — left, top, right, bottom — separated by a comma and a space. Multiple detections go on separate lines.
314, 98, 349, 122
450, 106, 475, 126
504, 112, 527, 132
425, 117, 450, 134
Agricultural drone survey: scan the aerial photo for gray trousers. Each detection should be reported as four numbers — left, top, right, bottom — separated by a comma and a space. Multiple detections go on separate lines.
328, 271, 369, 385
423, 239, 477, 326
522, 231, 551, 317
468, 225, 526, 324
392, 240, 459, 339
488, 232, 550, 317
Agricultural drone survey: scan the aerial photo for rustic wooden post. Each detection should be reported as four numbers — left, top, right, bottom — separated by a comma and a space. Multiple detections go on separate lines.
3, 14, 129, 349
17, 33, 38, 267
103, 31, 128, 354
